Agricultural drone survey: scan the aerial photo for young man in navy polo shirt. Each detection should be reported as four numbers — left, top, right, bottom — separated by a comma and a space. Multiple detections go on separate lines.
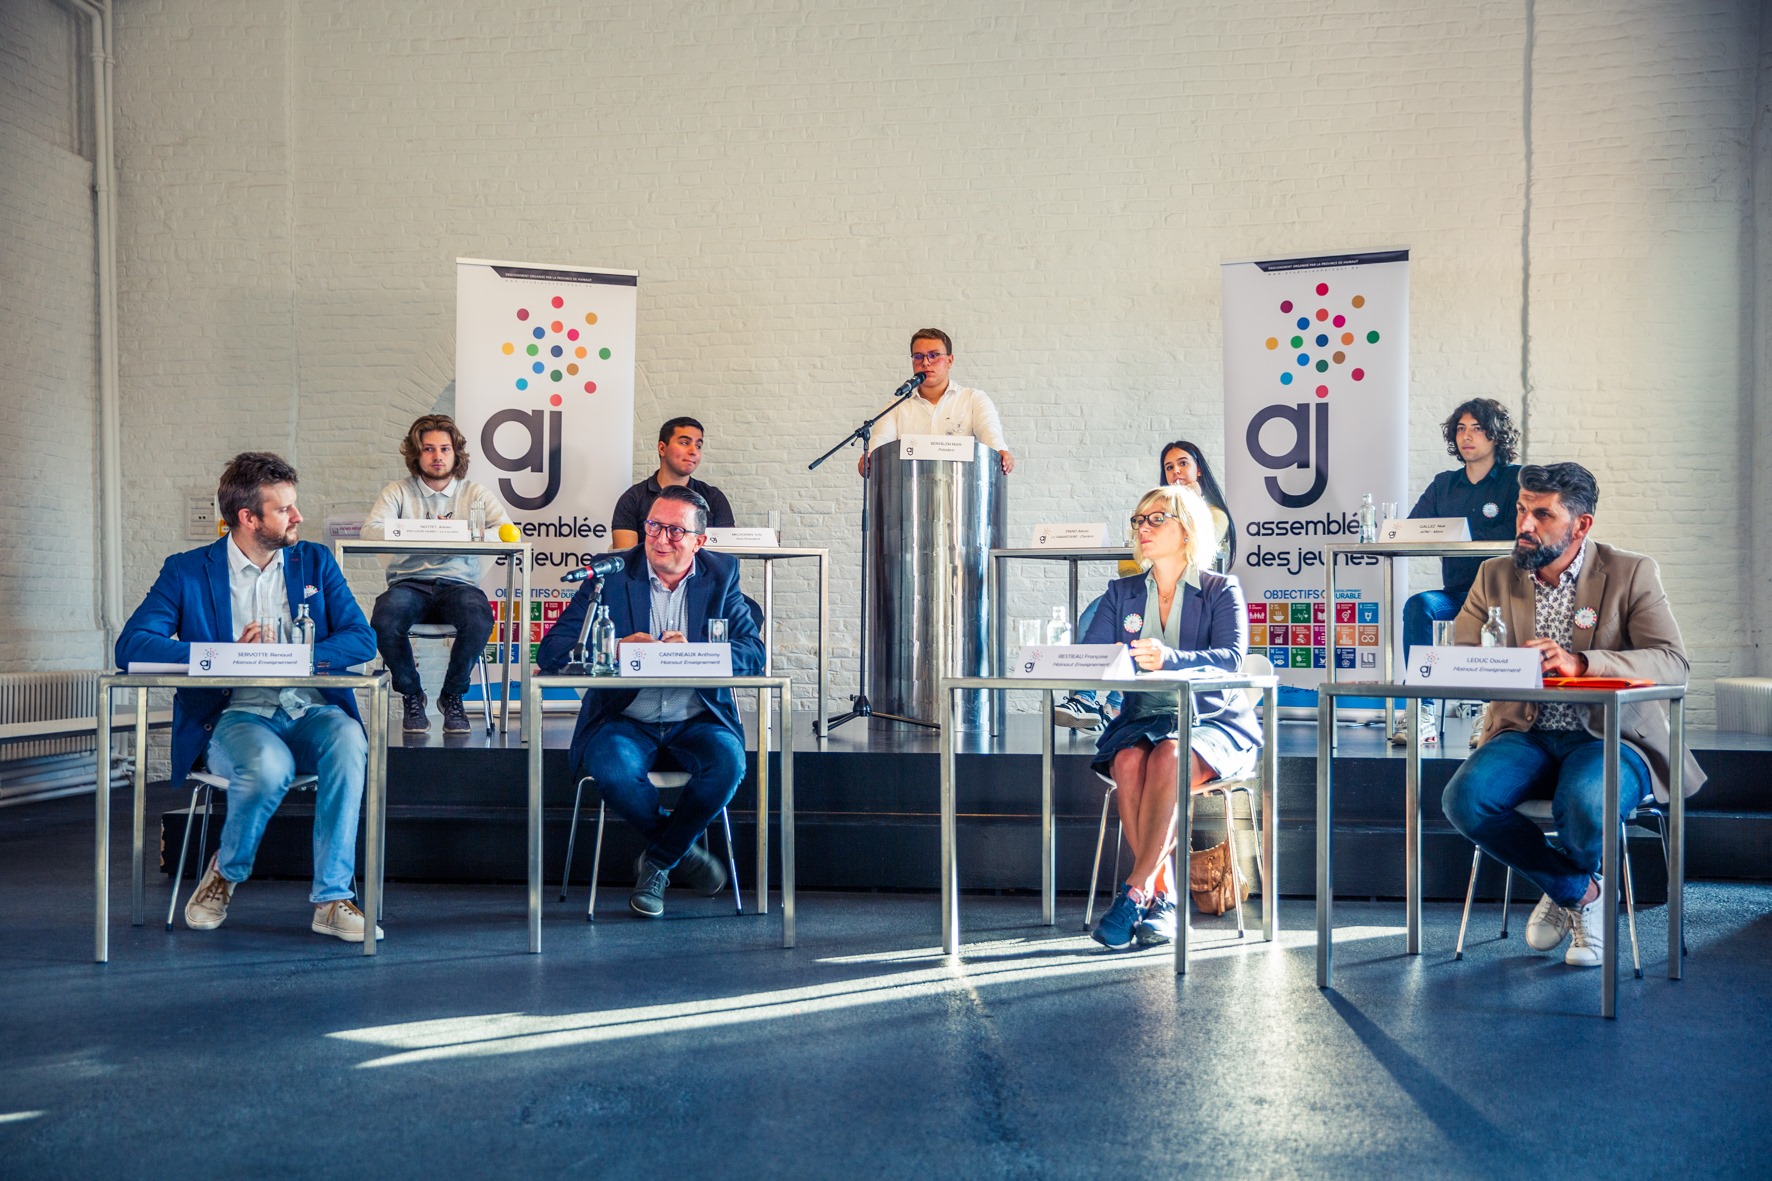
1394, 398, 1522, 746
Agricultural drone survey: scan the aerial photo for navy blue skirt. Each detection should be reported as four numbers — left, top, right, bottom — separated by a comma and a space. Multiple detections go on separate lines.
1090, 710, 1255, 783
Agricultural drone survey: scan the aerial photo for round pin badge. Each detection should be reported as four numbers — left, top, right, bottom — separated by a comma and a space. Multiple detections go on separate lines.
1123, 613, 1143, 633
1482, 502, 1499, 519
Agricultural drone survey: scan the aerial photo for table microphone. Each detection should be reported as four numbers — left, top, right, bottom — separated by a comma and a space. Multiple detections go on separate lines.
892, 373, 926, 398
561, 554, 625, 583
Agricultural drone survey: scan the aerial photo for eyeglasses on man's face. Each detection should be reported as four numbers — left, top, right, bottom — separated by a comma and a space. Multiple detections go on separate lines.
910, 351, 948, 364
643, 519, 701, 543
1129, 512, 1178, 531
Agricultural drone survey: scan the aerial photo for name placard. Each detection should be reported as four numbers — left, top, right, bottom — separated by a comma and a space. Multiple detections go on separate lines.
1380, 517, 1473, 543
704, 528, 779, 548
189, 643, 313, 676
620, 643, 734, 678
385, 519, 471, 541
1031, 524, 1110, 549
1012, 644, 1135, 680
899, 434, 975, 462
1402, 645, 1540, 689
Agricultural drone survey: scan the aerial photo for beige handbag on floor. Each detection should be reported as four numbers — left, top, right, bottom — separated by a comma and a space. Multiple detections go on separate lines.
1188, 838, 1249, 916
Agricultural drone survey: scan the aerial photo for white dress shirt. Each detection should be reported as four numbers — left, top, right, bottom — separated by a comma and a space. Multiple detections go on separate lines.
222, 536, 318, 718
868, 384, 1008, 453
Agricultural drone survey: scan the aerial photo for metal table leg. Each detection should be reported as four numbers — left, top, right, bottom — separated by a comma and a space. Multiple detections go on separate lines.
1316, 691, 1334, 988
1041, 688, 1054, 927
1405, 695, 1421, 955
363, 677, 387, 957
95, 683, 112, 963
756, 680, 772, 916
816, 554, 829, 740
500, 558, 515, 733
941, 682, 958, 955
131, 691, 147, 925
780, 682, 796, 948
526, 676, 545, 953
1262, 684, 1279, 942
1602, 701, 1621, 1018
1325, 564, 1339, 752
1668, 696, 1685, 979
1174, 687, 1194, 976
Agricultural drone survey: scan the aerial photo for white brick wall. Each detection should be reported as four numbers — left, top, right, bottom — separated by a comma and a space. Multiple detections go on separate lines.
0, 0, 104, 673
81, 0, 1769, 722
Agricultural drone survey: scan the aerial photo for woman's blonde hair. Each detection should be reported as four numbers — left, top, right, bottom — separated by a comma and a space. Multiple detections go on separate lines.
1130, 483, 1218, 573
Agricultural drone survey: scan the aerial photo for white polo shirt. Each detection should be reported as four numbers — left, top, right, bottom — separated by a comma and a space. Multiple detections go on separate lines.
868, 384, 1009, 453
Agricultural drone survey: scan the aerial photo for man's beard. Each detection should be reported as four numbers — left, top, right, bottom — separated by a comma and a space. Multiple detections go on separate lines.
1512, 529, 1569, 572
253, 520, 298, 551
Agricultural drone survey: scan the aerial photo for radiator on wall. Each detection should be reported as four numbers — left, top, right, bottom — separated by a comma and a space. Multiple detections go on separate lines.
0, 671, 130, 807
1716, 677, 1772, 736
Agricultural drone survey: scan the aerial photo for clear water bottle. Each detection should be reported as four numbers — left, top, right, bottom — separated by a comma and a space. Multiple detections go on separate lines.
1358, 493, 1378, 543
291, 603, 316, 671
1480, 605, 1507, 648
590, 604, 617, 676
1045, 606, 1072, 646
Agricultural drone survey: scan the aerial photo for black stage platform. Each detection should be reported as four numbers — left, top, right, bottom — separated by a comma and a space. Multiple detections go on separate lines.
156, 706, 1772, 902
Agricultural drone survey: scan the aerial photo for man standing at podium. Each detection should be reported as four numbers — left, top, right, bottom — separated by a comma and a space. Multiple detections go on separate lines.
859, 329, 1014, 476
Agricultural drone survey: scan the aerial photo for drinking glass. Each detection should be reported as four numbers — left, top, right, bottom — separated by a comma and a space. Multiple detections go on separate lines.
707, 618, 729, 644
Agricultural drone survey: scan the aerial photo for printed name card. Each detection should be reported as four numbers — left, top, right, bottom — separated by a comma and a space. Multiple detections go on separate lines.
385, 519, 471, 541
188, 644, 313, 676
620, 643, 734, 678
704, 528, 779, 548
1031, 524, 1110, 549
899, 434, 976, 462
1402, 645, 1540, 689
1012, 644, 1135, 680
1379, 517, 1473, 543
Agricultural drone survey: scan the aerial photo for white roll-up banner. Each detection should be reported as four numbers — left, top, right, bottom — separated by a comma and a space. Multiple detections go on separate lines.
1221, 250, 1409, 708
455, 259, 637, 696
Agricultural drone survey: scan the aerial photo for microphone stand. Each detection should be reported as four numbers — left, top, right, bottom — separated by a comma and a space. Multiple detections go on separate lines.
809, 391, 940, 732
561, 574, 607, 675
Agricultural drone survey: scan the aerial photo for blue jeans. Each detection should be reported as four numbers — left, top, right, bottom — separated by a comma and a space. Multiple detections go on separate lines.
578, 715, 746, 870
370, 579, 494, 698
1401, 589, 1463, 710
1441, 729, 1650, 907
1070, 596, 1123, 713
205, 705, 369, 903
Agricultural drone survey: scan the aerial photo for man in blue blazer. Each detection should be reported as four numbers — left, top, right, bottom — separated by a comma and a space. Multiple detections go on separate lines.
538, 485, 764, 918
116, 453, 379, 941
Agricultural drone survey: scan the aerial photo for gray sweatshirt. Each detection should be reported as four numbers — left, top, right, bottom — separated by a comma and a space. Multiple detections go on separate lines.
360, 477, 513, 586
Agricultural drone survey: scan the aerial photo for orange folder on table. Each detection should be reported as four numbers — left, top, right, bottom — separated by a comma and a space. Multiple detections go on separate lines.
1541, 676, 1657, 690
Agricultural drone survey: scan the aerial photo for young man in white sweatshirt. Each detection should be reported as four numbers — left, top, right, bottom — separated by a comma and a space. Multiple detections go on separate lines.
361, 415, 511, 734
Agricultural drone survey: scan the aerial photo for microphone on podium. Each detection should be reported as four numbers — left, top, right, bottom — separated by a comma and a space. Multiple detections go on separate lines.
561, 554, 625, 583
892, 373, 926, 398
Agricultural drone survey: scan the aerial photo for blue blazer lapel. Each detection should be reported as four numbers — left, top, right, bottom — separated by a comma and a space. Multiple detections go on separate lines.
205, 539, 234, 642
684, 562, 715, 642
284, 545, 307, 621
624, 564, 651, 637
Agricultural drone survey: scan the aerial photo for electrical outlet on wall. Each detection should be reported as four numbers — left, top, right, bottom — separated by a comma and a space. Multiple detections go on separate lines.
186, 492, 218, 540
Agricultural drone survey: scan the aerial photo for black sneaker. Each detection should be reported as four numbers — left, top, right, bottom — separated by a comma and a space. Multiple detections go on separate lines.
1054, 694, 1105, 732
630, 855, 670, 918
674, 841, 728, 897
439, 694, 471, 734
402, 693, 429, 733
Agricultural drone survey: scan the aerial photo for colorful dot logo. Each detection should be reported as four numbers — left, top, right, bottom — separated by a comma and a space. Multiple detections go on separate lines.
1267, 282, 1378, 400
500, 293, 616, 399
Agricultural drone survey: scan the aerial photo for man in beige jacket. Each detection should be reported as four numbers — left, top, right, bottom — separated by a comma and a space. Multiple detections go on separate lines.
1442, 462, 1704, 969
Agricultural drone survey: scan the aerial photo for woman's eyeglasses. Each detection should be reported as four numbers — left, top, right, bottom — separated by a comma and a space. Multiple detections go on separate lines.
643, 519, 700, 542
1129, 512, 1176, 530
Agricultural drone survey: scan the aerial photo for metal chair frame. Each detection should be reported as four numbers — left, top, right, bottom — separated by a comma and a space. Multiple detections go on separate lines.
166, 768, 319, 930
1083, 654, 1272, 939
1453, 796, 1686, 976
405, 622, 496, 734
558, 771, 742, 921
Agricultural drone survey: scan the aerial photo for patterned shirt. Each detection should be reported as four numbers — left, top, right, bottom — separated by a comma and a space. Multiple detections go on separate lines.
1532, 541, 1587, 731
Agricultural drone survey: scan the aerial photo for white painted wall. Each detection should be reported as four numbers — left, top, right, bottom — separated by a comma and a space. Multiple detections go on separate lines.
0, 0, 103, 672
56, 0, 1766, 721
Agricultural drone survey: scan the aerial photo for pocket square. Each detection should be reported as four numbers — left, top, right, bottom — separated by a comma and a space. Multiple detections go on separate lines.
304, 584, 318, 598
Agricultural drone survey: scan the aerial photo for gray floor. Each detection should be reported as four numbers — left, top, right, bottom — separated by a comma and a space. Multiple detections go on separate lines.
4, 789, 1770, 1180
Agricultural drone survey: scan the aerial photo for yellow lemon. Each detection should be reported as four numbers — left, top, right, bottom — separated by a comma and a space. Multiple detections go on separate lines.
497, 522, 520, 543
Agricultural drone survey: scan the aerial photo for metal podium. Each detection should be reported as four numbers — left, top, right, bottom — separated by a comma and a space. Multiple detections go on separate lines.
865, 439, 1006, 730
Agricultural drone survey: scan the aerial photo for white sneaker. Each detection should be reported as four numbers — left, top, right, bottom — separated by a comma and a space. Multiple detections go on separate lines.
1388, 705, 1438, 747
312, 900, 384, 942
1525, 892, 1573, 950
1565, 880, 1605, 968
1469, 701, 1488, 748
1054, 694, 1104, 732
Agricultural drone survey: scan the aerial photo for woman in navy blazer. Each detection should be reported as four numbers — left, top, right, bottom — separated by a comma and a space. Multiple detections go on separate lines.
1080, 483, 1261, 951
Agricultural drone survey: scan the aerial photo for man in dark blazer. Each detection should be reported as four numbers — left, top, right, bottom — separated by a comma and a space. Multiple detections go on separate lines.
116, 452, 379, 941
1443, 462, 1705, 970
538, 485, 765, 918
